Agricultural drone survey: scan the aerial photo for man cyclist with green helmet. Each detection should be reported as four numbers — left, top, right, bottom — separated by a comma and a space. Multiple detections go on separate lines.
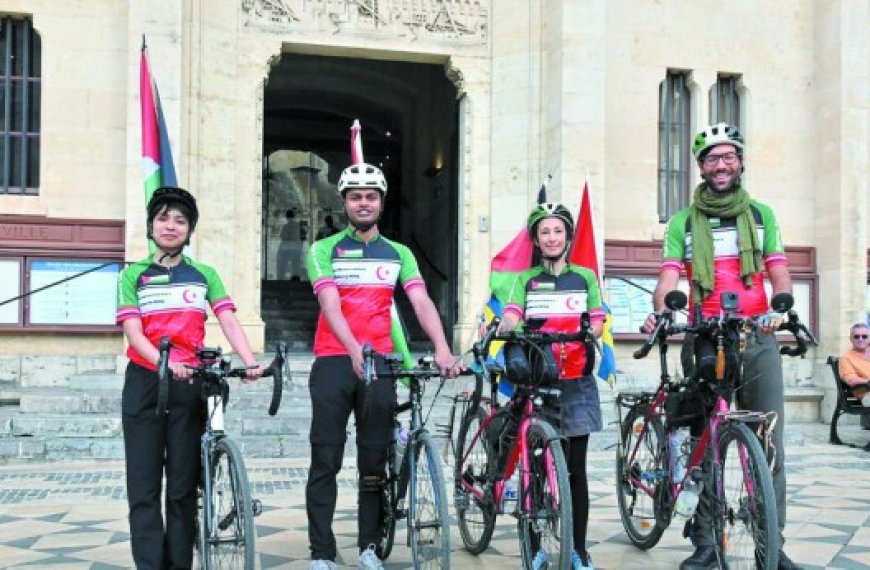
304, 163, 461, 570
642, 123, 800, 569
497, 202, 605, 570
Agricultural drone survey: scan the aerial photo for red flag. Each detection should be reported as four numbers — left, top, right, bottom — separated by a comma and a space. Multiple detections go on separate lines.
568, 181, 602, 281
350, 119, 364, 164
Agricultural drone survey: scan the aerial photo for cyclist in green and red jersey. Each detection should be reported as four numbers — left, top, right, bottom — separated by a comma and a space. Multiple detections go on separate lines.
116, 186, 266, 569
642, 124, 800, 570
497, 203, 605, 570
304, 163, 461, 570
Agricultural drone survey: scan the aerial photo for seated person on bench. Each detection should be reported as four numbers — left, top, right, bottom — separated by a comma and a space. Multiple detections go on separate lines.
839, 322, 870, 407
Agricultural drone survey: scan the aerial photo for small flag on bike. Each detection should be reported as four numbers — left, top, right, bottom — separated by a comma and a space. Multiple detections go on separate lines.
568, 178, 617, 387
140, 36, 178, 253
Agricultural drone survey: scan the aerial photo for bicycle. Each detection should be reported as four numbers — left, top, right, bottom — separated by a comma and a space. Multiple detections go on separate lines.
453, 316, 596, 569
615, 290, 815, 569
156, 337, 288, 569
360, 344, 453, 569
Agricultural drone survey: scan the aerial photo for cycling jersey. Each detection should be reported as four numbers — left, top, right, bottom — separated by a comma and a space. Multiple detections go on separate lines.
116, 256, 236, 370
504, 264, 605, 379
661, 200, 788, 318
307, 227, 424, 356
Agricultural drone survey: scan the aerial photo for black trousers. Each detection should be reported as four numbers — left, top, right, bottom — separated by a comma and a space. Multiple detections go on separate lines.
305, 355, 396, 561
566, 435, 591, 558
682, 332, 787, 547
122, 361, 205, 570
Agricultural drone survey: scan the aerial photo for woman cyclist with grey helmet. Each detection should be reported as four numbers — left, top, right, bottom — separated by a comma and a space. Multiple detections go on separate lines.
496, 202, 606, 570
116, 186, 267, 569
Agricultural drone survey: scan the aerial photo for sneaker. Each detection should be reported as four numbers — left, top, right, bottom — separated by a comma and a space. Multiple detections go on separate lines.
572, 551, 595, 570
357, 544, 384, 570
309, 561, 337, 570
532, 548, 549, 570
778, 550, 803, 570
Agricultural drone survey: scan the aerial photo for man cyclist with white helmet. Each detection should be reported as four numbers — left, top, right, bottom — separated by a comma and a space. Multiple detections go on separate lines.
642, 124, 800, 569
304, 163, 461, 570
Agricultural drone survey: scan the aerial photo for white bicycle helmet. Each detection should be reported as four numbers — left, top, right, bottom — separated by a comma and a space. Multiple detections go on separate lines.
337, 163, 388, 196
692, 123, 744, 159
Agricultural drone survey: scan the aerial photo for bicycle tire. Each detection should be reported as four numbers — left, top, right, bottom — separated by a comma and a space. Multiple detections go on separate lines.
202, 437, 256, 569
408, 431, 451, 569
378, 471, 397, 560
517, 419, 572, 570
156, 336, 171, 417
267, 342, 287, 416
616, 402, 668, 549
715, 421, 780, 570
454, 405, 496, 554
194, 490, 208, 569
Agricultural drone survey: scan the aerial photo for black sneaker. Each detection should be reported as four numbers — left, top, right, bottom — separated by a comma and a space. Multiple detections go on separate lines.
778, 551, 803, 570
678, 545, 718, 570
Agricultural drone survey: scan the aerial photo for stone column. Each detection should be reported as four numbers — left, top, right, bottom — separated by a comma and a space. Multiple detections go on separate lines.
447, 56, 492, 348
813, 0, 869, 418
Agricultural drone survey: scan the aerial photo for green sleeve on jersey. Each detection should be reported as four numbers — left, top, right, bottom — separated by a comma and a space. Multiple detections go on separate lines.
116, 260, 148, 309
576, 266, 603, 311
661, 207, 690, 261
752, 200, 786, 255
505, 267, 541, 311
392, 240, 423, 285
306, 231, 344, 282
189, 259, 230, 302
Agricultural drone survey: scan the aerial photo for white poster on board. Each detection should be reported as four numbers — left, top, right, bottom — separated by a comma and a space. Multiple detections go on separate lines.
0, 259, 21, 324
29, 260, 121, 325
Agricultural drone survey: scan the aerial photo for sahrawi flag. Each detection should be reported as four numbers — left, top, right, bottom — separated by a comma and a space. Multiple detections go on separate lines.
140, 38, 178, 252
568, 179, 617, 387
348, 120, 414, 371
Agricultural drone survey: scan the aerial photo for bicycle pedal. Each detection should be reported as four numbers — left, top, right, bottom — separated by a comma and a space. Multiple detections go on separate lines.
252, 499, 262, 517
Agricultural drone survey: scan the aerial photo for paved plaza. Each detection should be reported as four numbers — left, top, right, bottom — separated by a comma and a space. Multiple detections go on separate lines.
0, 423, 868, 569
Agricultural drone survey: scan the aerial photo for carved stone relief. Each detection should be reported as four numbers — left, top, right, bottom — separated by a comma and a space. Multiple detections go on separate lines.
241, 0, 488, 49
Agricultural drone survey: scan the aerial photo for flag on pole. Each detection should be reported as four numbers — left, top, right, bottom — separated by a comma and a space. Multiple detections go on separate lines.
140, 37, 178, 252
347, 120, 414, 371
568, 179, 617, 386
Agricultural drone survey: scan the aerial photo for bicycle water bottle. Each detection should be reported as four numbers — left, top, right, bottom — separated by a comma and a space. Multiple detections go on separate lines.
675, 471, 703, 517
668, 428, 689, 483
392, 424, 409, 476
503, 469, 519, 513
207, 396, 225, 432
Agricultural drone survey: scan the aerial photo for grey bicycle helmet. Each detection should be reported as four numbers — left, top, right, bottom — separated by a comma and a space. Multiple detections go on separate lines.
692, 123, 744, 159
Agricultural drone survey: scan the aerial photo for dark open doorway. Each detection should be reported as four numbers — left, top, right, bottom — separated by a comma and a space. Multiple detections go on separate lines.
261, 53, 459, 350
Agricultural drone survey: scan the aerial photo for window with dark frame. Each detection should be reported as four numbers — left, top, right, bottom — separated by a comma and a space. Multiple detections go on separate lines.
0, 15, 40, 195
711, 74, 742, 129
657, 70, 691, 222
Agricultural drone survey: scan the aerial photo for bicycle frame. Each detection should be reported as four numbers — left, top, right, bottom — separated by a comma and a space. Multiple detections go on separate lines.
200, 387, 228, 542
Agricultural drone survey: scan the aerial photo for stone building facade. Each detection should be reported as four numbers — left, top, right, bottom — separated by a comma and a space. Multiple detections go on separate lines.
0, 0, 867, 417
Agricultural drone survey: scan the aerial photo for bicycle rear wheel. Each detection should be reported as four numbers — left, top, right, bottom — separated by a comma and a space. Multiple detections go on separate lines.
716, 421, 779, 570
408, 431, 451, 569
202, 437, 256, 569
517, 419, 572, 570
616, 402, 668, 549
454, 405, 496, 554
378, 470, 397, 560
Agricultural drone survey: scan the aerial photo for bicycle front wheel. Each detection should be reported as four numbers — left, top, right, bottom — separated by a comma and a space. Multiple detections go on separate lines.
454, 405, 496, 554
517, 420, 572, 570
716, 421, 780, 570
378, 470, 397, 560
202, 437, 256, 569
616, 402, 668, 549
408, 431, 451, 569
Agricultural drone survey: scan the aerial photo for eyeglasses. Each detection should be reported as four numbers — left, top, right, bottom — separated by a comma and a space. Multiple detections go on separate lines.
702, 152, 740, 167
853, 334, 869, 340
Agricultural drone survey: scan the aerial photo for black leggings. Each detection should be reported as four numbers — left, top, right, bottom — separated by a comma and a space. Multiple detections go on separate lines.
566, 434, 591, 558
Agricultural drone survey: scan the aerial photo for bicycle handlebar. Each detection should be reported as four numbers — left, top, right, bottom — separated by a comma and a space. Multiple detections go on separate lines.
155, 339, 286, 417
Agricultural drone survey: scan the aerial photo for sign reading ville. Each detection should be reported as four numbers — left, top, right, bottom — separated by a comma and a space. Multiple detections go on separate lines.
0, 224, 50, 240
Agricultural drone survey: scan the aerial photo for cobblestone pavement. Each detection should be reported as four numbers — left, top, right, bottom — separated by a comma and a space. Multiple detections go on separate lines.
0, 423, 868, 569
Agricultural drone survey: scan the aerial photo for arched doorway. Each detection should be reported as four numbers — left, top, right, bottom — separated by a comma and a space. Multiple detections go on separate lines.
261, 53, 459, 350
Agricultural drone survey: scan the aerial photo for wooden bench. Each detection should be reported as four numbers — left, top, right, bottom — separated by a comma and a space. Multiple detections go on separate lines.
826, 356, 870, 450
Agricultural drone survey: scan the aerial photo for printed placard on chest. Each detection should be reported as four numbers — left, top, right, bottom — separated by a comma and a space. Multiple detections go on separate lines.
526, 290, 589, 317
685, 227, 765, 258
333, 258, 400, 287
139, 283, 208, 314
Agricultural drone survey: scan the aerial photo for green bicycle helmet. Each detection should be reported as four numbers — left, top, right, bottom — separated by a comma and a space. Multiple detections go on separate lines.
526, 203, 575, 238
692, 123, 744, 159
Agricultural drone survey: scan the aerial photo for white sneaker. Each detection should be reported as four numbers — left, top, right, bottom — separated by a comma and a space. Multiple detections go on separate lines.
357, 544, 384, 570
309, 560, 337, 570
